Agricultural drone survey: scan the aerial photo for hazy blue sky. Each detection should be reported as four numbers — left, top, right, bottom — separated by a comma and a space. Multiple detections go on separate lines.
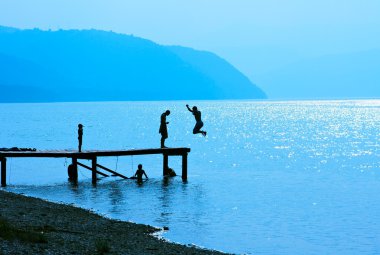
1, 0, 380, 78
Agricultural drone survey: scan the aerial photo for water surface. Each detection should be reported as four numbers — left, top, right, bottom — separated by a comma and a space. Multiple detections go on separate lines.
1, 100, 380, 254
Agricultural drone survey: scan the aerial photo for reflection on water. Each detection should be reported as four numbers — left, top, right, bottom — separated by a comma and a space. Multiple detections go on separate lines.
1, 100, 380, 254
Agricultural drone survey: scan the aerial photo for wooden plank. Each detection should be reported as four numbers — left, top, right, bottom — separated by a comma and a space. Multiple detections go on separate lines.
96, 164, 129, 179
77, 161, 108, 177
0, 148, 191, 158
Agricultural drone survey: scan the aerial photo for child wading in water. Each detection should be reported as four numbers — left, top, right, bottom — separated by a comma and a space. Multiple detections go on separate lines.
186, 104, 207, 137
134, 164, 148, 183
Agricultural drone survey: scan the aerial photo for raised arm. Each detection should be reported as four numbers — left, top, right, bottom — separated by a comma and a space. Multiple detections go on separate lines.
186, 104, 193, 112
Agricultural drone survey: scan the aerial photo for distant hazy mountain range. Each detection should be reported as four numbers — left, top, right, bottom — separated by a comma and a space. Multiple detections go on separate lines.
256, 49, 380, 100
0, 26, 266, 102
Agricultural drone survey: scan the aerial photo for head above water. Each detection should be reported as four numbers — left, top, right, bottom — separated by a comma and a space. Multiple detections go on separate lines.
78, 124, 83, 128
165, 110, 170, 115
192, 106, 197, 111
138, 164, 142, 169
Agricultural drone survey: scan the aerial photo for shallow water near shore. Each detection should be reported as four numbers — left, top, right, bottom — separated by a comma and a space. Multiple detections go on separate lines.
1, 100, 380, 254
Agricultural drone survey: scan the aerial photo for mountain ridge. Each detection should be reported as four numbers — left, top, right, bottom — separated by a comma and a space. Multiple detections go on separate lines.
0, 26, 266, 102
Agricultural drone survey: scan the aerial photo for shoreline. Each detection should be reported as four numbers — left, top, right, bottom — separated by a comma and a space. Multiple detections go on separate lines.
0, 190, 227, 255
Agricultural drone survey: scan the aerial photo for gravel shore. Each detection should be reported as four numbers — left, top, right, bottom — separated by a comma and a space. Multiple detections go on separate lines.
0, 190, 227, 255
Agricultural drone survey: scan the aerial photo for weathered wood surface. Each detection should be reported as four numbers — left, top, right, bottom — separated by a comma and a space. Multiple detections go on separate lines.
0, 148, 190, 158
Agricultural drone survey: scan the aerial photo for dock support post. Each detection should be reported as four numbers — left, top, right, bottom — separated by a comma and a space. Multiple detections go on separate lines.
69, 158, 78, 181
92, 157, 97, 185
182, 153, 188, 181
1, 157, 6, 187
163, 154, 168, 176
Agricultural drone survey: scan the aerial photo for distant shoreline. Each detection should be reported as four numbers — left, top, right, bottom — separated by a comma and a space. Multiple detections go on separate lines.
0, 190, 226, 255
0, 97, 379, 105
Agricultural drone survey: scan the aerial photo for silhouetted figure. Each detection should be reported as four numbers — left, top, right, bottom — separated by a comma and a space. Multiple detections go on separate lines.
167, 167, 177, 177
186, 104, 207, 136
67, 163, 78, 181
134, 164, 148, 183
159, 110, 170, 148
78, 124, 83, 152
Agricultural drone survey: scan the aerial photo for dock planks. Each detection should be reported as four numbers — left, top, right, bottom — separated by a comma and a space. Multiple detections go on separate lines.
0, 147, 190, 186
0, 148, 190, 158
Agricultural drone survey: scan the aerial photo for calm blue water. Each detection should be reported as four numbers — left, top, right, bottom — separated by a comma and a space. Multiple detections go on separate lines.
1, 100, 380, 254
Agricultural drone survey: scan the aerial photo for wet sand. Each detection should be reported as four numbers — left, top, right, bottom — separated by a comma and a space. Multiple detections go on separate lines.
0, 190, 227, 255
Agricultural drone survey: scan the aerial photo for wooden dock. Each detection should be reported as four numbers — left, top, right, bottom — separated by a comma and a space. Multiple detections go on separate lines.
0, 147, 190, 186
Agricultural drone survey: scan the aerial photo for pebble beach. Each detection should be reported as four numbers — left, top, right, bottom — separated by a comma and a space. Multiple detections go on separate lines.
0, 190, 227, 255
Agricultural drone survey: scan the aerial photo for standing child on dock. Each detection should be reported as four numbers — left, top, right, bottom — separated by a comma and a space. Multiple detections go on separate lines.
159, 110, 170, 148
78, 124, 83, 152
186, 104, 207, 137
134, 164, 148, 183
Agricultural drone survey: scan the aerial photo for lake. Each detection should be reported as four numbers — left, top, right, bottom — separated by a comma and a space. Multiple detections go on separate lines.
1, 100, 380, 254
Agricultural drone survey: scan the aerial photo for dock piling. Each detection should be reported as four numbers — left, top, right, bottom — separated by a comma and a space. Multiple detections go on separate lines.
70, 158, 78, 181
1, 157, 6, 187
182, 153, 188, 181
163, 154, 168, 176
92, 157, 97, 185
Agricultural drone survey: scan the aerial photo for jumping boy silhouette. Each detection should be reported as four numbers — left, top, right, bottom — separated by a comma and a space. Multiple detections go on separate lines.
186, 104, 207, 137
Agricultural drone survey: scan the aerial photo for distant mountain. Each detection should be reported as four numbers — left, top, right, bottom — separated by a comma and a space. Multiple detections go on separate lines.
256, 50, 380, 99
168, 46, 266, 99
0, 53, 62, 102
0, 26, 266, 102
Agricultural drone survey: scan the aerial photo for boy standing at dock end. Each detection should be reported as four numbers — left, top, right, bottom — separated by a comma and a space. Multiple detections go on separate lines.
78, 124, 83, 152
159, 110, 170, 148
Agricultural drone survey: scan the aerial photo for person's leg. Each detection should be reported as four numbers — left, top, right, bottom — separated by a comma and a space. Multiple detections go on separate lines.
193, 121, 203, 134
193, 127, 201, 134
193, 122, 206, 136
199, 122, 206, 136
161, 134, 168, 148
161, 137, 165, 148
